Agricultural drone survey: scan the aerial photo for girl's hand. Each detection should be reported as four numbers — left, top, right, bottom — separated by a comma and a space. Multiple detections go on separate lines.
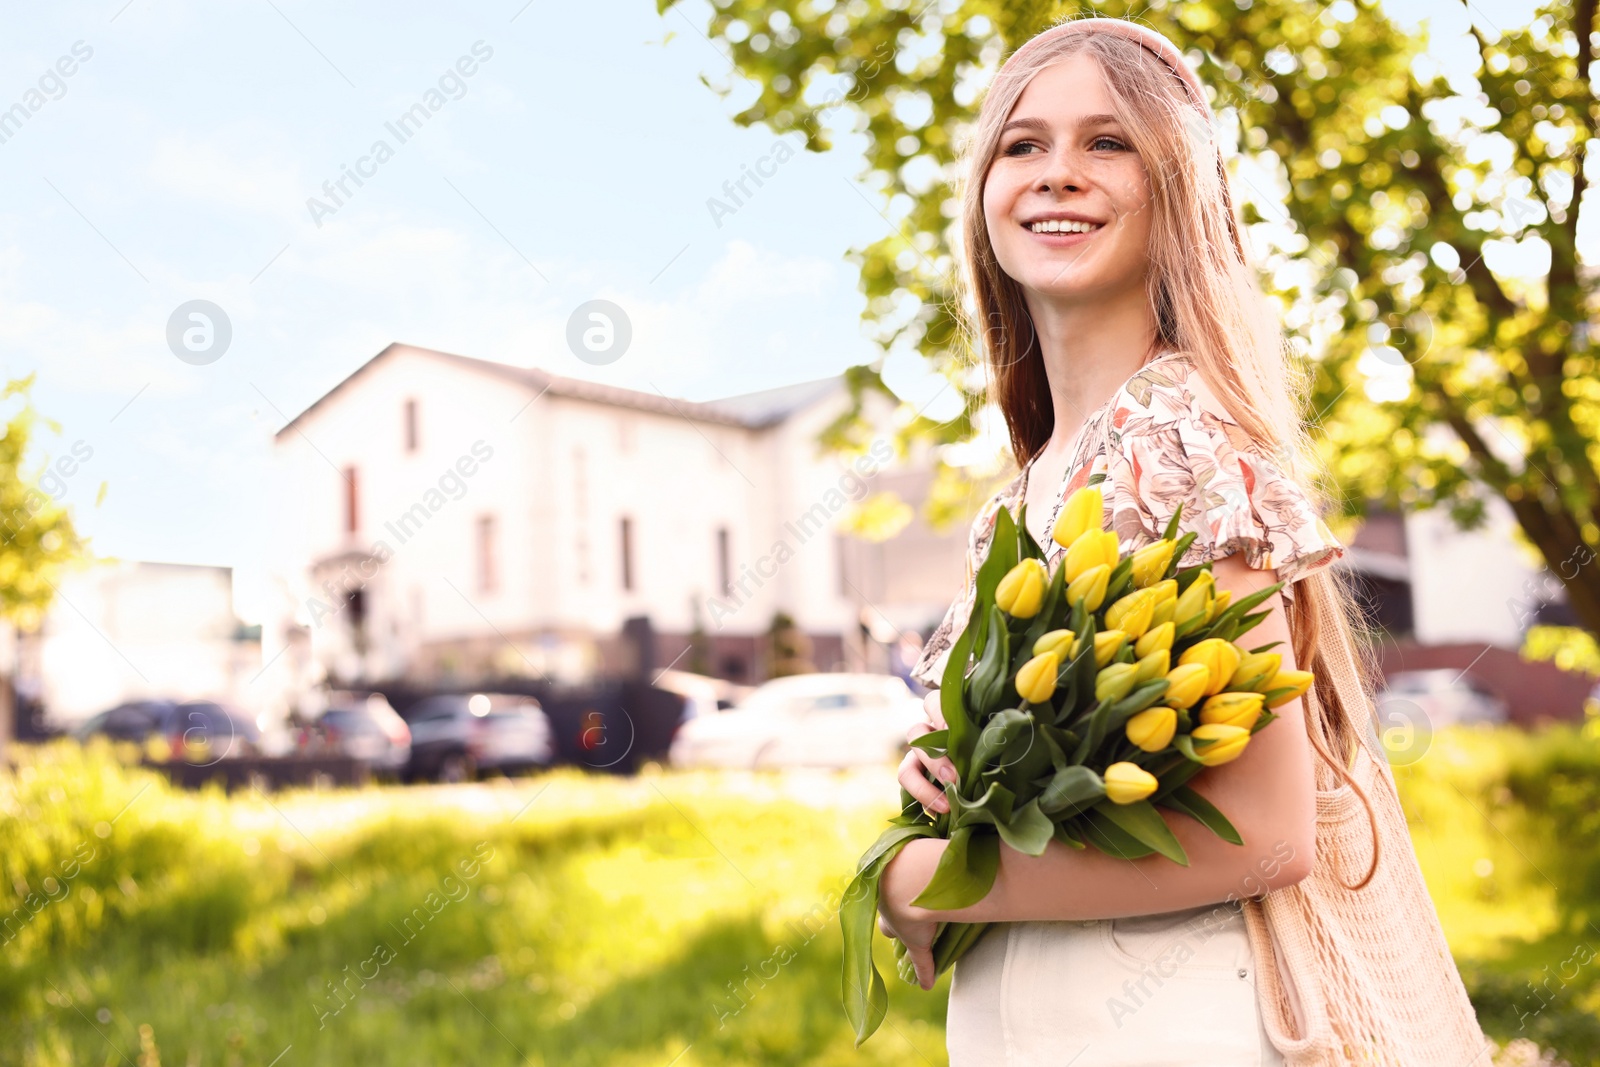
876, 837, 945, 989
898, 690, 958, 814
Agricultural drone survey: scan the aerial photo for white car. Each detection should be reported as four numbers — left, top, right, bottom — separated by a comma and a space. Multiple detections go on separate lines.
667, 673, 926, 770
1375, 669, 1509, 729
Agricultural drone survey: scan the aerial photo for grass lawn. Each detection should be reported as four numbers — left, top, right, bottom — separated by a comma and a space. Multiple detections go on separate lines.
0, 734, 1593, 1065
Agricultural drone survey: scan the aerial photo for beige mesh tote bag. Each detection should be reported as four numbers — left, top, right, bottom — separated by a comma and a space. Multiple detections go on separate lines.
1240, 594, 1494, 1065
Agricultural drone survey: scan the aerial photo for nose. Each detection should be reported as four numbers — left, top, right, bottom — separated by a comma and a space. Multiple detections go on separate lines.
1037, 143, 1084, 193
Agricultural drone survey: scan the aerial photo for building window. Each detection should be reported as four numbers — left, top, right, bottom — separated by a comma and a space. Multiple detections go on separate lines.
620, 516, 634, 591
477, 515, 498, 594
716, 526, 731, 596
404, 399, 419, 453
344, 466, 359, 534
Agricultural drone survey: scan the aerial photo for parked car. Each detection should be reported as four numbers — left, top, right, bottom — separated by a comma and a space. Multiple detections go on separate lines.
296, 692, 411, 775
74, 699, 261, 762
1375, 669, 1509, 729
403, 693, 554, 782
667, 673, 925, 770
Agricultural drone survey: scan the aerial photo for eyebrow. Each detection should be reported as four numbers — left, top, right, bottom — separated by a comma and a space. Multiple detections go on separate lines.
999, 114, 1123, 137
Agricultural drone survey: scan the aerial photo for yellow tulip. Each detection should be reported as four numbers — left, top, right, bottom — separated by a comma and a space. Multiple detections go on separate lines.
1199, 691, 1265, 729
1104, 587, 1157, 641
1135, 621, 1175, 658
1052, 485, 1104, 549
1064, 529, 1119, 584
1130, 539, 1176, 588
1125, 707, 1178, 753
1093, 629, 1127, 668
1152, 578, 1178, 604
1134, 648, 1170, 684
1179, 638, 1242, 697
1015, 651, 1062, 704
1150, 596, 1176, 628
1230, 651, 1282, 692
1191, 723, 1251, 766
1104, 761, 1159, 804
1163, 662, 1210, 709
1095, 663, 1140, 705
1208, 589, 1233, 622
1033, 629, 1077, 660
996, 558, 1048, 618
1066, 563, 1111, 611
1174, 572, 1214, 629
1264, 669, 1315, 708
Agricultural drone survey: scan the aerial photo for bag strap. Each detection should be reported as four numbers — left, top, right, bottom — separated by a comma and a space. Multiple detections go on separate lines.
1241, 894, 1331, 1063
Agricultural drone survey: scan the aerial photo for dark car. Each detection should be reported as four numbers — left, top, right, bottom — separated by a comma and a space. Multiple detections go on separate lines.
404, 693, 553, 782
74, 699, 261, 763
296, 692, 411, 776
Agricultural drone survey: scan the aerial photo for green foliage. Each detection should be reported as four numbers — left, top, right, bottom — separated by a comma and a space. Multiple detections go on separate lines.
663, 0, 1600, 633
0, 374, 91, 628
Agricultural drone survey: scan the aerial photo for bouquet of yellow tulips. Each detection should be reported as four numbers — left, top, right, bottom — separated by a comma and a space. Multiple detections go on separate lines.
840, 478, 1314, 1045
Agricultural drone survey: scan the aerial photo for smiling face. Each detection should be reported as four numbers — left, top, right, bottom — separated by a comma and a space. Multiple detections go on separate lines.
982, 53, 1155, 304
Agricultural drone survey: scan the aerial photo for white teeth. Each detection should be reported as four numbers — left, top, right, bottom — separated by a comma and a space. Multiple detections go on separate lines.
1030, 219, 1103, 233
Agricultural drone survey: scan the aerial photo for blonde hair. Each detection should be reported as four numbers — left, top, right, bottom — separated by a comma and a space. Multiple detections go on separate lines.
954, 16, 1386, 887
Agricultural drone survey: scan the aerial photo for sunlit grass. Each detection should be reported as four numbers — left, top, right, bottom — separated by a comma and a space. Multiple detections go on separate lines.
1, 733, 1594, 1065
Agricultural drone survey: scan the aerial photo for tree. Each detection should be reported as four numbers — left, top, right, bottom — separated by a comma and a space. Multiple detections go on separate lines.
0, 374, 92, 630
659, 0, 1600, 639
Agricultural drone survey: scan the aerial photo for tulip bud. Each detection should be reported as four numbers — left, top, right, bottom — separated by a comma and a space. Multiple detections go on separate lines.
1150, 596, 1176, 628
996, 558, 1048, 618
1125, 706, 1178, 753
1208, 589, 1233, 622
1095, 662, 1140, 705
1064, 529, 1118, 584
1093, 629, 1127, 668
1264, 669, 1314, 708
1191, 723, 1251, 766
1130, 539, 1176, 588
1066, 564, 1110, 612
1052, 485, 1104, 549
1104, 587, 1157, 641
1179, 638, 1242, 697
1033, 629, 1077, 660
1134, 648, 1170, 684
1230, 651, 1282, 692
1016, 651, 1062, 704
1135, 621, 1175, 658
1104, 761, 1159, 804
1163, 662, 1210, 709
1199, 691, 1265, 730
1174, 572, 1214, 629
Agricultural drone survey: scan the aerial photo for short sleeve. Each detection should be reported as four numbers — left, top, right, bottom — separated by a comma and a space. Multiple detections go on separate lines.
908, 470, 1026, 689
1101, 383, 1345, 604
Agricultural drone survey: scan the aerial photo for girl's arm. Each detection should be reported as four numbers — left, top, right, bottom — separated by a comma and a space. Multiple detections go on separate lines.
880, 552, 1318, 929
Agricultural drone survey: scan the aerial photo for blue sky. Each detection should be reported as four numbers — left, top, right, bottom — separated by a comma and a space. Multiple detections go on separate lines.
0, 0, 1524, 621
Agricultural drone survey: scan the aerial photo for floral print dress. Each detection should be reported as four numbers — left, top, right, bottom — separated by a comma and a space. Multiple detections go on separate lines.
910, 349, 1346, 691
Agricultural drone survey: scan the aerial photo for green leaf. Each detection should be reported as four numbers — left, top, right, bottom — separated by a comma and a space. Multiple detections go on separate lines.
997, 797, 1054, 856
910, 826, 1001, 910
840, 823, 935, 1046
1091, 799, 1189, 865
1079, 810, 1158, 860
908, 728, 948, 755
1162, 785, 1243, 845
1039, 765, 1106, 814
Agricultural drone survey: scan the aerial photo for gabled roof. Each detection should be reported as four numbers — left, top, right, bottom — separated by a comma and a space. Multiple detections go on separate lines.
272, 342, 844, 438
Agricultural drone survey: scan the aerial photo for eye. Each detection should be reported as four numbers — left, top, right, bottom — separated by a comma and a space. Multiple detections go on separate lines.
1002, 139, 1040, 156
1091, 135, 1128, 151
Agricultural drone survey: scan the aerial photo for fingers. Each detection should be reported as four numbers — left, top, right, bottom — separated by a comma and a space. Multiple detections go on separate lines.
922, 690, 947, 730
897, 749, 951, 813
910, 944, 936, 990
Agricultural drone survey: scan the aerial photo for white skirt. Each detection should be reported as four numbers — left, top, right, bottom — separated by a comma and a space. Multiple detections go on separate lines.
945, 900, 1287, 1066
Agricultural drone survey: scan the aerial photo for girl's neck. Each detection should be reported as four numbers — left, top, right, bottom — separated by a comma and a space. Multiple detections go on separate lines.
1024, 290, 1159, 457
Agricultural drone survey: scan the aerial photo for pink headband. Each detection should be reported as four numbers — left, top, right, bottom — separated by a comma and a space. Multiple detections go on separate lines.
1010, 17, 1211, 120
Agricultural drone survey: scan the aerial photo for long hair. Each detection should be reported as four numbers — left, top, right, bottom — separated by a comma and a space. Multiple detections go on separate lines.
954, 16, 1387, 887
